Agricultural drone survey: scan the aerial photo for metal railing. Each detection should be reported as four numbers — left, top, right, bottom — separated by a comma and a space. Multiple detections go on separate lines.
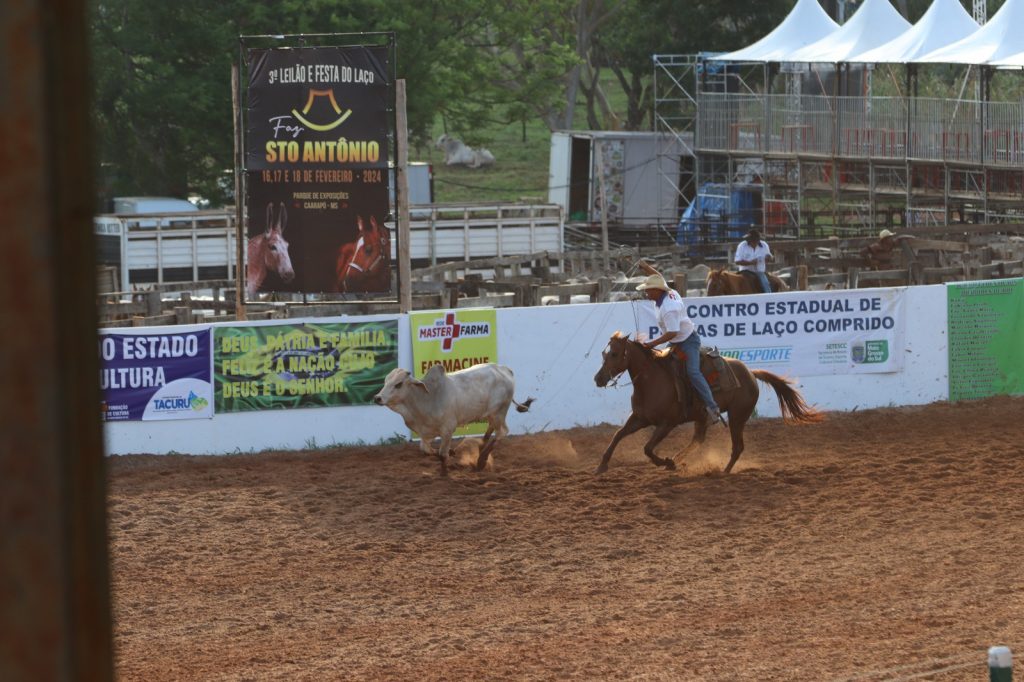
698, 93, 1024, 166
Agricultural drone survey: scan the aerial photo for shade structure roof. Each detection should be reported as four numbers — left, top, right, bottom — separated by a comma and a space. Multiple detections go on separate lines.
716, 0, 839, 62
915, 0, 1024, 64
786, 0, 912, 62
849, 0, 978, 63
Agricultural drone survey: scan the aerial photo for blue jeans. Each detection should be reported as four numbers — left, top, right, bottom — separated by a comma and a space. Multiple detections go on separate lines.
672, 333, 719, 412
754, 271, 772, 294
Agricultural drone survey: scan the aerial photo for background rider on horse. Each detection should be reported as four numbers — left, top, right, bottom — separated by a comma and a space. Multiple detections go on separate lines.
635, 260, 723, 425
734, 229, 774, 294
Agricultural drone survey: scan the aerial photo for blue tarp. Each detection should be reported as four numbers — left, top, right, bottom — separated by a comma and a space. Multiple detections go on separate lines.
676, 183, 762, 246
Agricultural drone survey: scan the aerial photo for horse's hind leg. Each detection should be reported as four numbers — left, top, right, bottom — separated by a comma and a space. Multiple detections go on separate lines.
673, 417, 709, 466
643, 423, 678, 471
723, 417, 747, 473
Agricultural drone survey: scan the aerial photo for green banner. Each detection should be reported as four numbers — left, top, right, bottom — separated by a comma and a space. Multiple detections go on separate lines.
214, 320, 397, 412
410, 308, 498, 436
947, 278, 1024, 401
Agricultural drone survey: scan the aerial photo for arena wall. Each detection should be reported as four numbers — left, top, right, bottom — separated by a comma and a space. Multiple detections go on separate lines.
102, 285, 949, 456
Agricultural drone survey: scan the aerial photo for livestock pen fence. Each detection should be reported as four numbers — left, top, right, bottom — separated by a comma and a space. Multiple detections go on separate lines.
102, 277, 1024, 456
97, 221, 1024, 327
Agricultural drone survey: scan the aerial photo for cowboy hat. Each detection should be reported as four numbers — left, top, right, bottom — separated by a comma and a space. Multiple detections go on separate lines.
635, 274, 670, 291
878, 229, 895, 239
743, 228, 761, 241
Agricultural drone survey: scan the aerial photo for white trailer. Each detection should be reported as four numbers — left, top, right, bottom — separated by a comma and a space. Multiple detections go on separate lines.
96, 202, 563, 291
547, 130, 692, 227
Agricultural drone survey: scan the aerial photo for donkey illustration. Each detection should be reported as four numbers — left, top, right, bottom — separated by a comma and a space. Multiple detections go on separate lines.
246, 202, 295, 299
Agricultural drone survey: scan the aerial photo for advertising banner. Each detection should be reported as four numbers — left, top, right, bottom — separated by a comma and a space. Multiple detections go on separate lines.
214, 320, 398, 412
638, 288, 906, 376
410, 308, 498, 436
245, 45, 391, 296
100, 329, 213, 421
947, 278, 1024, 401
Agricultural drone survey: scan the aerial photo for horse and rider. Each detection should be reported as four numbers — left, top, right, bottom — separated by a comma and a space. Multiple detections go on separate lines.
592, 258, 822, 475
706, 229, 788, 297
634, 259, 723, 427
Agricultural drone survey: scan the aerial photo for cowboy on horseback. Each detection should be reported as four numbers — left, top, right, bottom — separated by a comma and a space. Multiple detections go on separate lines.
635, 260, 723, 426
734, 228, 774, 294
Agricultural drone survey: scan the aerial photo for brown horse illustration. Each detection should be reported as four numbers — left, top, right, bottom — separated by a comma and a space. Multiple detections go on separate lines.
706, 268, 789, 296
246, 202, 294, 299
593, 332, 822, 475
335, 215, 391, 293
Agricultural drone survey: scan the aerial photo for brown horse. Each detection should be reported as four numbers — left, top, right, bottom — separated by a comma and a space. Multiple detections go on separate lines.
593, 332, 822, 475
246, 202, 295, 299
706, 268, 789, 296
335, 215, 391, 293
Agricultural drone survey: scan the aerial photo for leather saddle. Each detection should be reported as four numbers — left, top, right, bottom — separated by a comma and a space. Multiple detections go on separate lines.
670, 345, 739, 393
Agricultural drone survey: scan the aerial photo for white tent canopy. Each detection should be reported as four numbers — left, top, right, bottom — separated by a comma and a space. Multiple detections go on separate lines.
849, 0, 978, 63
716, 0, 838, 62
786, 0, 912, 62
989, 50, 1024, 68
915, 0, 1024, 64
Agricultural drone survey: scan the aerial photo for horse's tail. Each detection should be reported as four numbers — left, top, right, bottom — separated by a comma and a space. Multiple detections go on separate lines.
751, 370, 824, 424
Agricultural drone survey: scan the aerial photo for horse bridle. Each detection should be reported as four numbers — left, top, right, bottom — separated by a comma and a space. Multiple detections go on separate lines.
342, 231, 387, 281
602, 339, 648, 387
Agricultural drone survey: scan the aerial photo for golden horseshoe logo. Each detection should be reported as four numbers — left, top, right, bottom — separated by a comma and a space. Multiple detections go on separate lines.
291, 89, 352, 132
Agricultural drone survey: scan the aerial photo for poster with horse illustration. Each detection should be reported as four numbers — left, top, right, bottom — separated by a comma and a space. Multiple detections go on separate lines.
244, 43, 392, 298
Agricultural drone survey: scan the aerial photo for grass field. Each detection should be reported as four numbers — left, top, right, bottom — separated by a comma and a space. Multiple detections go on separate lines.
415, 76, 634, 204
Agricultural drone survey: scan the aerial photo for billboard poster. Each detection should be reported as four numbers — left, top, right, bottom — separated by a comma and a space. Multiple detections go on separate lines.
100, 329, 213, 421
947, 278, 1024, 401
637, 288, 906, 376
410, 308, 498, 436
245, 45, 391, 297
214, 320, 398, 412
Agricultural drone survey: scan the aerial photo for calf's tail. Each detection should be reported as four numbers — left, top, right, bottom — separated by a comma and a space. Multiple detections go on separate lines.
513, 397, 535, 413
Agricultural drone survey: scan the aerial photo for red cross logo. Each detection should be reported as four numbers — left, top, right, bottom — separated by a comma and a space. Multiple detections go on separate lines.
441, 313, 461, 351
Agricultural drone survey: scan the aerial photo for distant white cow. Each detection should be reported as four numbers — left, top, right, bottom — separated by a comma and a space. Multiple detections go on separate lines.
436, 134, 495, 168
373, 363, 533, 475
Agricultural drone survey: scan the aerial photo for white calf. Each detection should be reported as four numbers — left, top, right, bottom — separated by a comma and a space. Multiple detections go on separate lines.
373, 363, 533, 475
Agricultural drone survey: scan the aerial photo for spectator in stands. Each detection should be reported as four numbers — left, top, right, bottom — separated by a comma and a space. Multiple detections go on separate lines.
734, 229, 773, 294
861, 229, 900, 269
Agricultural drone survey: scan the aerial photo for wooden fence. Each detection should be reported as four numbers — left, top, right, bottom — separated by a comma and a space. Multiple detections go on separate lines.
97, 224, 1023, 327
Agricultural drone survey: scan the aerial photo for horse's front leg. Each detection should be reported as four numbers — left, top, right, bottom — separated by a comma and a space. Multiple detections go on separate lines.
596, 413, 647, 474
642, 422, 678, 471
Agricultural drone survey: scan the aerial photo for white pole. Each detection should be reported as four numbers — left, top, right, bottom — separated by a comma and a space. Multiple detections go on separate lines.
989, 646, 1012, 682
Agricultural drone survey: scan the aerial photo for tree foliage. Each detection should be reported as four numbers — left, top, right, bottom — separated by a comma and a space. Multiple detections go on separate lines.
90, 0, 581, 205
587, 0, 792, 130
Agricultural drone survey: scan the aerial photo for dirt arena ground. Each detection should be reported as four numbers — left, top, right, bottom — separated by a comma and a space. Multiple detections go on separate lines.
108, 396, 1024, 681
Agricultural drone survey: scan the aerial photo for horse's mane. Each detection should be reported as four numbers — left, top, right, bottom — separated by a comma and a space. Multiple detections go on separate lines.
611, 332, 672, 363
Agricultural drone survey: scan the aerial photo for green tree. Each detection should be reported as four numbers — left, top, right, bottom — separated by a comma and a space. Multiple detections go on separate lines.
591, 0, 792, 131
90, 0, 582, 203
91, 1, 242, 204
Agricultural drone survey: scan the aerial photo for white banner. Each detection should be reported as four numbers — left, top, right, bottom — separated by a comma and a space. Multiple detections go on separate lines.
637, 288, 906, 376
